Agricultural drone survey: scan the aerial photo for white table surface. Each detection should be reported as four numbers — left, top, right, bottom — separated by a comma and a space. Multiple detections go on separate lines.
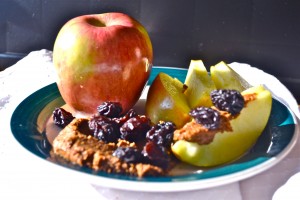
1, 49, 299, 200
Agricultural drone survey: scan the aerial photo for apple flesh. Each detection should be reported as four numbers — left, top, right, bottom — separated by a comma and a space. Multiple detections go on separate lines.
210, 61, 251, 91
171, 85, 272, 167
145, 72, 191, 128
53, 12, 153, 115
184, 60, 216, 108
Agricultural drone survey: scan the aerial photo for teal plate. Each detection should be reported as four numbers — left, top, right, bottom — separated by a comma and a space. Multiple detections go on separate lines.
10, 66, 298, 192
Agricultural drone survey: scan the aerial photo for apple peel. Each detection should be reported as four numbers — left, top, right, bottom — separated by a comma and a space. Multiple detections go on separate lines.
53, 12, 153, 115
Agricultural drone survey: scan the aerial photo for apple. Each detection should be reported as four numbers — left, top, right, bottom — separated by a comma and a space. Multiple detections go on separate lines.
210, 61, 251, 91
145, 72, 191, 128
53, 12, 153, 115
184, 60, 216, 108
171, 85, 272, 167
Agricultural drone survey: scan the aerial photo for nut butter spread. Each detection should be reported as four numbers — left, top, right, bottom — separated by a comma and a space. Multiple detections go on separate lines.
173, 93, 257, 145
52, 118, 164, 177
173, 114, 232, 145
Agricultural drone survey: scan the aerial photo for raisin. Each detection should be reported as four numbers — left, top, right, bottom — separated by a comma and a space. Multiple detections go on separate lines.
211, 89, 244, 115
97, 101, 123, 118
88, 115, 120, 143
142, 141, 170, 170
113, 109, 137, 127
112, 147, 142, 163
53, 107, 75, 128
146, 121, 176, 148
120, 115, 151, 142
189, 107, 220, 130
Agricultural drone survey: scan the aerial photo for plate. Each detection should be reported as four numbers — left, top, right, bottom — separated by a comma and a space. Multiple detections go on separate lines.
10, 66, 298, 192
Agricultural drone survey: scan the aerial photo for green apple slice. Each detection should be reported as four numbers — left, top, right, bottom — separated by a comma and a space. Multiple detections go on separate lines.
210, 61, 251, 91
184, 60, 216, 108
171, 85, 272, 167
145, 72, 191, 128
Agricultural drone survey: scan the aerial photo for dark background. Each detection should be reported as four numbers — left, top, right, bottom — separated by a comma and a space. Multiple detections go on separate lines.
1, 0, 300, 101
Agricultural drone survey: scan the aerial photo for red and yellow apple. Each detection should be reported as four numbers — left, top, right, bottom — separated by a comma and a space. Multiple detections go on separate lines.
53, 12, 153, 115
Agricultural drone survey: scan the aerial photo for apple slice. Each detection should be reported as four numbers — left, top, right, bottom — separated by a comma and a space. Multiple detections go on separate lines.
171, 85, 272, 167
184, 60, 216, 108
145, 72, 191, 128
210, 61, 251, 91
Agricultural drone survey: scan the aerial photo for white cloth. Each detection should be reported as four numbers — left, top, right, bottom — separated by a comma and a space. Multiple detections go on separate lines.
0, 49, 299, 200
